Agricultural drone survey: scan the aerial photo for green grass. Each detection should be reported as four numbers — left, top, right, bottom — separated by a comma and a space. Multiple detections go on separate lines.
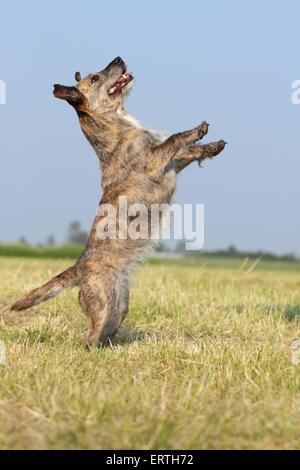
0, 243, 83, 259
1, 243, 300, 272
149, 255, 300, 272
0, 256, 300, 450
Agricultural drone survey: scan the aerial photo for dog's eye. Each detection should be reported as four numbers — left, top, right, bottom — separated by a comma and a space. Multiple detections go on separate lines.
91, 75, 99, 84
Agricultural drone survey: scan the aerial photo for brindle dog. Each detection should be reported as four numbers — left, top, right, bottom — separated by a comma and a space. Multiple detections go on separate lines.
11, 57, 226, 347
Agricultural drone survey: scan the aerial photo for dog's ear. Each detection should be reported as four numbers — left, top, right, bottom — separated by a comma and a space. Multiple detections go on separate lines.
75, 71, 82, 83
53, 84, 82, 105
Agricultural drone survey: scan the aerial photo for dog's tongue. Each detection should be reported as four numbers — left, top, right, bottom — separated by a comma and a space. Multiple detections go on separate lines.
117, 73, 130, 83
108, 73, 133, 95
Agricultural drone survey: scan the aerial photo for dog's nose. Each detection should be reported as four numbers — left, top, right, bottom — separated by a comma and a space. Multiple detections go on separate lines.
107, 57, 125, 71
114, 57, 123, 65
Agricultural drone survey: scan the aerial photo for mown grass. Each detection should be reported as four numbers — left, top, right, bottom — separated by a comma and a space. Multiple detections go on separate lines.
0, 256, 300, 450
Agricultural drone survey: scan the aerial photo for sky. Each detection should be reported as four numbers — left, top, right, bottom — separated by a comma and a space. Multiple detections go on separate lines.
0, 0, 299, 254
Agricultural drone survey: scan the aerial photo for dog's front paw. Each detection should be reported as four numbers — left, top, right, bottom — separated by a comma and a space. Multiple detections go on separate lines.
195, 121, 209, 141
197, 139, 227, 166
208, 139, 227, 158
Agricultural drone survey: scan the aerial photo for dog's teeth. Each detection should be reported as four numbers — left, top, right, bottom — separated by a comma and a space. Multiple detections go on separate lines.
108, 73, 132, 95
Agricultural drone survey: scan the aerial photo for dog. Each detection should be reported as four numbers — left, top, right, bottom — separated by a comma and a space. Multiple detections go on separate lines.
11, 57, 226, 347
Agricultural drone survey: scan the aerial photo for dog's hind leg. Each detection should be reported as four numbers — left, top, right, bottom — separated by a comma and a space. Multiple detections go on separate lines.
79, 270, 122, 348
116, 276, 129, 327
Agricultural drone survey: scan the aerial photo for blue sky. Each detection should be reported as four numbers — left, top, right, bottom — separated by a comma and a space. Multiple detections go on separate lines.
0, 0, 299, 254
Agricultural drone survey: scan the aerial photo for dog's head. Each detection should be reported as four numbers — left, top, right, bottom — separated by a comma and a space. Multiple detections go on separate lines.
53, 57, 134, 114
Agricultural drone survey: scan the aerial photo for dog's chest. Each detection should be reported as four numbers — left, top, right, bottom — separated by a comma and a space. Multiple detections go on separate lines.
151, 166, 177, 205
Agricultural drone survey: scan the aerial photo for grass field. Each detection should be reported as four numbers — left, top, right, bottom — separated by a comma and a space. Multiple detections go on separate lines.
0, 256, 300, 450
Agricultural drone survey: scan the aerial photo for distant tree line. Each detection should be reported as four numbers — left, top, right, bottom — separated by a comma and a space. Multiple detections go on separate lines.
19, 221, 88, 247
175, 242, 297, 262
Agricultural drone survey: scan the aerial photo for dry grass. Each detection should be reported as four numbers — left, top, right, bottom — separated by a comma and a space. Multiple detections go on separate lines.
0, 256, 300, 450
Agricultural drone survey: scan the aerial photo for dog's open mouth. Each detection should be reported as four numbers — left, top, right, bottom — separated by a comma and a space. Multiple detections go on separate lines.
108, 72, 133, 95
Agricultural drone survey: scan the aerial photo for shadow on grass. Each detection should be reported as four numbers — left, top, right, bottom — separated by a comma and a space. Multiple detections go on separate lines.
114, 326, 213, 346
235, 303, 300, 322
114, 327, 149, 345
284, 305, 300, 321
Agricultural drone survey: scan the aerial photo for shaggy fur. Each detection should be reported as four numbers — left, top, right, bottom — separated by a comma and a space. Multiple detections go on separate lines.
11, 57, 226, 347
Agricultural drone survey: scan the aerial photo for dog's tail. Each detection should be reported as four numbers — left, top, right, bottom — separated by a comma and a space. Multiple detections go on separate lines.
11, 265, 78, 312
